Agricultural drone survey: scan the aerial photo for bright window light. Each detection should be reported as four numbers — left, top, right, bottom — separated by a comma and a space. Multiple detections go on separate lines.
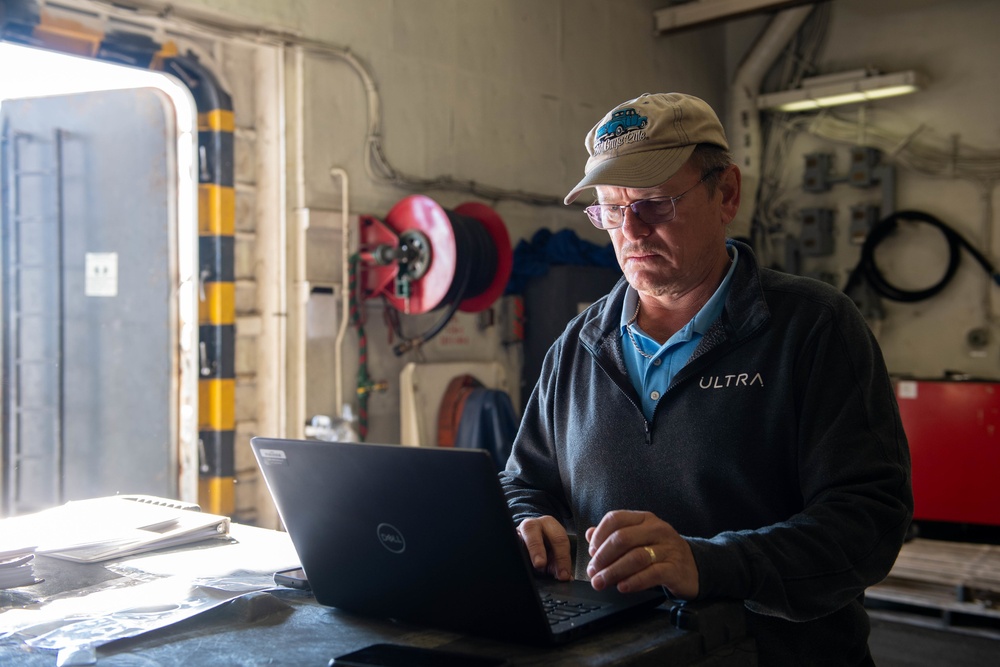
2, 41, 151, 96
0, 42, 193, 128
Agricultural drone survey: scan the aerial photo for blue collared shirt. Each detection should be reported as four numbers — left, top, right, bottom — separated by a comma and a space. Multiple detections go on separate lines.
620, 246, 739, 421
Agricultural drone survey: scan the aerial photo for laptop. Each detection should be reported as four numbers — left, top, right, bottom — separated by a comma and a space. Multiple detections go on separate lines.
250, 437, 665, 645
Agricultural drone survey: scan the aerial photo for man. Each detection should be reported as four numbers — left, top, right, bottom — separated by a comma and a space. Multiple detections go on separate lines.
500, 93, 912, 665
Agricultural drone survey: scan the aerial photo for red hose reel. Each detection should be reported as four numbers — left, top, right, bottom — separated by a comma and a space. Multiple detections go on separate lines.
358, 195, 513, 316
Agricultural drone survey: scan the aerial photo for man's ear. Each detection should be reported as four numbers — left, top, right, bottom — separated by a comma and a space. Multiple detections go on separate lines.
719, 165, 742, 226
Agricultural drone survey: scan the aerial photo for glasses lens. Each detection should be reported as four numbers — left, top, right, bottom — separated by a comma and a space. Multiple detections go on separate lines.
631, 198, 676, 224
585, 196, 679, 229
585, 205, 622, 229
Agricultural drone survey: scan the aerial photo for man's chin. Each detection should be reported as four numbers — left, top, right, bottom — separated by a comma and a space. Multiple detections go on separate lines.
625, 272, 676, 296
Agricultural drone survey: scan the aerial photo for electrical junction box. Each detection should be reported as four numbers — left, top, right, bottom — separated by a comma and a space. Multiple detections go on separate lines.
849, 204, 880, 245
803, 152, 833, 192
849, 146, 881, 188
895, 379, 1000, 527
799, 208, 836, 257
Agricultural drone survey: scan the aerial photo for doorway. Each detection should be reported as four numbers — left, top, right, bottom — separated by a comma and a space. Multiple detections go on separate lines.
0, 42, 199, 515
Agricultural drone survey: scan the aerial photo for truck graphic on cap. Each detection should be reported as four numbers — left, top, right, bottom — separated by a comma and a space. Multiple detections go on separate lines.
596, 108, 648, 142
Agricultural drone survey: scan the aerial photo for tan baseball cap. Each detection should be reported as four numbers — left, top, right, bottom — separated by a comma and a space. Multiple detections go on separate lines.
564, 92, 730, 205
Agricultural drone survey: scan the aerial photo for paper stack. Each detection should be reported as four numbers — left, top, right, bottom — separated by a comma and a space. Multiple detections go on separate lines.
0, 545, 41, 588
0, 495, 231, 564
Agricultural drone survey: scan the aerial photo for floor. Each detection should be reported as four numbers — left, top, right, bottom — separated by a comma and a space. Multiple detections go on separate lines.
866, 524, 1000, 665
868, 608, 1000, 665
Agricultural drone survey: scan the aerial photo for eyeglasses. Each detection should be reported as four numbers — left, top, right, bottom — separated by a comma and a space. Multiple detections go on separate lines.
584, 170, 720, 230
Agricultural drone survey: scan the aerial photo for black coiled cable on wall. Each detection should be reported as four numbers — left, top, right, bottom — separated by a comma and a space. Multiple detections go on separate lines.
843, 210, 1000, 304
389, 211, 498, 355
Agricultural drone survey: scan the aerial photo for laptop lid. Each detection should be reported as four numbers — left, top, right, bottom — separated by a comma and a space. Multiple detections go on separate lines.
251, 437, 664, 645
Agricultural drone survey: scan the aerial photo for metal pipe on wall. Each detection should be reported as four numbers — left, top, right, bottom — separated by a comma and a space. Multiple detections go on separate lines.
251, 43, 287, 529
728, 5, 814, 239
331, 167, 351, 414
290, 45, 307, 440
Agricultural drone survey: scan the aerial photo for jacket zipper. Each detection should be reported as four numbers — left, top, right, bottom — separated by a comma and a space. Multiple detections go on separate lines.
584, 339, 653, 444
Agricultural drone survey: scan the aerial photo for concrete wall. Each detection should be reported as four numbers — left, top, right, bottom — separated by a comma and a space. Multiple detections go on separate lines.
7, 0, 996, 523
168, 0, 1000, 444
161, 0, 728, 445
168, 0, 726, 234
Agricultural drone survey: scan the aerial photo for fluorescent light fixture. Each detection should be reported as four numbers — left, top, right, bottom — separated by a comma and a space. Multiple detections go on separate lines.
757, 69, 924, 113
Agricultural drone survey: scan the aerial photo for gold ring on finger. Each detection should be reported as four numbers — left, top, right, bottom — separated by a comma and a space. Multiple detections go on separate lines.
644, 546, 657, 564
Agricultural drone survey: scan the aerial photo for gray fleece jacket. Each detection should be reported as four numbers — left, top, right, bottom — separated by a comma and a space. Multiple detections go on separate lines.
501, 240, 912, 666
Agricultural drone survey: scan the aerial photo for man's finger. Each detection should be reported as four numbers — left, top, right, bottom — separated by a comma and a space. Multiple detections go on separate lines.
518, 516, 573, 581
518, 519, 549, 570
587, 510, 647, 556
544, 527, 574, 581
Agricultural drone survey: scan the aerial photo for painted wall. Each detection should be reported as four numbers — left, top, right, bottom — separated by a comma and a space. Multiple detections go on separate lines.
167, 0, 725, 232
162, 0, 729, 443
168, 0, 1000, 444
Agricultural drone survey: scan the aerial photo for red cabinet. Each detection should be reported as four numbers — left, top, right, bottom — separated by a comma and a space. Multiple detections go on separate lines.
895, 379, 1000, 526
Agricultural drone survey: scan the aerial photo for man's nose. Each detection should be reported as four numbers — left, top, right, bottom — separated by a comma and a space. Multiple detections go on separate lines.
619, 206, 650, 239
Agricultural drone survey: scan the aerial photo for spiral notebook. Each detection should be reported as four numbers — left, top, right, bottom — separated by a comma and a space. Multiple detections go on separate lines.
0, 495, 231, 564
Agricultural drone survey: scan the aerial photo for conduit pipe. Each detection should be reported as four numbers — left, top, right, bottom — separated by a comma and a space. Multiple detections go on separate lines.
332, 167, 351, 413
291, 45, 307, 439
728, 5, 813, 239
274, 45, 289, 441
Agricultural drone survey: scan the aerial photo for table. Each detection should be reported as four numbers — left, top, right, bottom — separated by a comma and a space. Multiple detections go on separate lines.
1, 528, 755, 666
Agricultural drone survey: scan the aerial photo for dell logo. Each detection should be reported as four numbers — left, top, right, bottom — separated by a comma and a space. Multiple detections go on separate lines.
377, 523, 406, 554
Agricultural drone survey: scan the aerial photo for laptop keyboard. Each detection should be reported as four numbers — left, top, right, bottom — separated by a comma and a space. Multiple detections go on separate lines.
540, 592, 606, 626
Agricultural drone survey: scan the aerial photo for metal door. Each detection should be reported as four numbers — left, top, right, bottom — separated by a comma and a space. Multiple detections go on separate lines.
1, 87, 181, 514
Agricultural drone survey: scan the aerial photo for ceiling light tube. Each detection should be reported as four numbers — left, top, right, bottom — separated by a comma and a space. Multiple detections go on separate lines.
757, 70, 924, 113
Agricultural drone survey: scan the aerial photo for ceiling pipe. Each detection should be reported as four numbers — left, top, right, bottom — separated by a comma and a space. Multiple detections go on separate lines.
727, 5, 814, 239
655, 0, 816, 34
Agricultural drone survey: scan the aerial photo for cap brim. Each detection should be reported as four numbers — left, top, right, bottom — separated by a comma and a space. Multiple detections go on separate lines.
564, 144, 697, 205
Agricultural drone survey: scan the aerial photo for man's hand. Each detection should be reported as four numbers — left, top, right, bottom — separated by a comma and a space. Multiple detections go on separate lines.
585, 510, 699, 599
517, 515, 573, 581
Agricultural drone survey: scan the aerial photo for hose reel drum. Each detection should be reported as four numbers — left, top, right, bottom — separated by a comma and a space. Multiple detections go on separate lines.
358, 195, 513, 350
